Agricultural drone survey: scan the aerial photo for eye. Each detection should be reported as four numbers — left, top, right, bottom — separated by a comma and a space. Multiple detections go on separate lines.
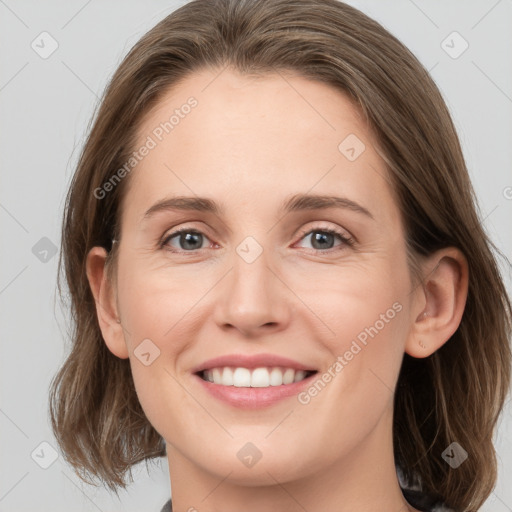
160, 228, 214, 252
159, 225, 354, 254
294, 226, 354, 252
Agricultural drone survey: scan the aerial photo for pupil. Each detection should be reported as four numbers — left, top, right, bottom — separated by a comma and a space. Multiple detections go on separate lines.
181, 232, 202, 250
312, 232, 334, 250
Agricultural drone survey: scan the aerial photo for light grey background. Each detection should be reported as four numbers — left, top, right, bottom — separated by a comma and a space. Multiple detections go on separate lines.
1, 1, 511, 511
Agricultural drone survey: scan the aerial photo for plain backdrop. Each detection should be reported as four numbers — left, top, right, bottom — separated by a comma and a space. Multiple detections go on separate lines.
1, 1, 511, 511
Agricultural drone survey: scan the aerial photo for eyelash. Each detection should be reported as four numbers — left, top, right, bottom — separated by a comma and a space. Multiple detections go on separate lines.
159, 225, 355, 255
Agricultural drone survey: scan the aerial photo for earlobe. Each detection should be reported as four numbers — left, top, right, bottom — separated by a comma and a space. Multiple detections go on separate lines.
85, 246, 129, 359
405, 247, 469, 359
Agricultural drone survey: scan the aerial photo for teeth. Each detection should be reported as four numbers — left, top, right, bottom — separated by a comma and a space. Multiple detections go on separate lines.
201, 367, 313, 387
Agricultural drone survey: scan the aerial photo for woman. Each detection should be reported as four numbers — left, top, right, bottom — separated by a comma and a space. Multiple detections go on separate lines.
49, 0, 512, 511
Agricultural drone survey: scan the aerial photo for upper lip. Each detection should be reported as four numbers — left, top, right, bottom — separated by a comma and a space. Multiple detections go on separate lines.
191, 353, 318, 373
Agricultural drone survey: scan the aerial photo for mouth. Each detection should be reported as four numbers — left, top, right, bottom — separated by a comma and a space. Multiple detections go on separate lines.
195, 367, 318, 387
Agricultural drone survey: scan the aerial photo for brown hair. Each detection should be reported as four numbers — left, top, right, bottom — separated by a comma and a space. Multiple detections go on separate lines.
49, 0, 512, 509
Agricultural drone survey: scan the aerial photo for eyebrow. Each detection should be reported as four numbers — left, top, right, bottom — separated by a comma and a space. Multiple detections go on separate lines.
141, 193, 374, 223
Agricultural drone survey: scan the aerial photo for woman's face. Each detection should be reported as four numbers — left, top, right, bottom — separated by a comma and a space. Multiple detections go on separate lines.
104, 68, 424, 484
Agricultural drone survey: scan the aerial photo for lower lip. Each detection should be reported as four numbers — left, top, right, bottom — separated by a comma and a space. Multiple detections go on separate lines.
193, 372, 318, 409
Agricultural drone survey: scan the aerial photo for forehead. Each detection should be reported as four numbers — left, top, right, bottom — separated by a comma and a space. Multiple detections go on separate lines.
137, 67, 371, 149
122, 67, 398, 229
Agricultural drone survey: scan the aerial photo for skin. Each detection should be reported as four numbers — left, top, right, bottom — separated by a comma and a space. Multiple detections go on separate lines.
87, 67, 468, 512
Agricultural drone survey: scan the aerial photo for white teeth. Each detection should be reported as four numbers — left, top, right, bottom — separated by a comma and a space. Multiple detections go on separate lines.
233, 367, 251, 387
283, 368, 295, 385
269, 368, 283, 386
251, 367, 272, 387
294, 370, 307, 383
221, 367, 233, 385
201, 367, 313, 387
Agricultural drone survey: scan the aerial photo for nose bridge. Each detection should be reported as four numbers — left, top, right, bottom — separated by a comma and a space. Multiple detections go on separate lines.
213, 236, 290, 335
233, 238, 272, 297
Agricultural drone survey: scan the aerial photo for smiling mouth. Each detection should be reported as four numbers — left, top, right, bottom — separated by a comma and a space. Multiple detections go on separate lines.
196, 367, 318, 387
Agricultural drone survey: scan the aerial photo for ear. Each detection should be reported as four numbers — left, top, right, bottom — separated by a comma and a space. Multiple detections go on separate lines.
86, 246, 129, 359
405, 247, 469, 358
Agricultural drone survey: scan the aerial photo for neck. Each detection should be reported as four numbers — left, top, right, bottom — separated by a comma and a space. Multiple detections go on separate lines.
166, 406, 419, 512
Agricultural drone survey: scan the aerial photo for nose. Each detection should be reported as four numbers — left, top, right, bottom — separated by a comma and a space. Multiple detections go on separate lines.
213, 246, 291, 338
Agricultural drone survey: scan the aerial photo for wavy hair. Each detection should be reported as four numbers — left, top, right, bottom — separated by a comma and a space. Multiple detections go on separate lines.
49, 0, 512, 510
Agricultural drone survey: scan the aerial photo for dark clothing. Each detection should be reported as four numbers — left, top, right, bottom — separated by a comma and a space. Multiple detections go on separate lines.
160, 499, 172, 512
160, 490, 453, 512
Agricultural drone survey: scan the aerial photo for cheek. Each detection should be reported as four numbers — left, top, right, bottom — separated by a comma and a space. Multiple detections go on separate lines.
114, 262, 210, 428
299, 260, 408, 347
322, 287, 407, 396
293, 277, 408, 452
116, 258, 200, 349
301, 255, 410, 397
